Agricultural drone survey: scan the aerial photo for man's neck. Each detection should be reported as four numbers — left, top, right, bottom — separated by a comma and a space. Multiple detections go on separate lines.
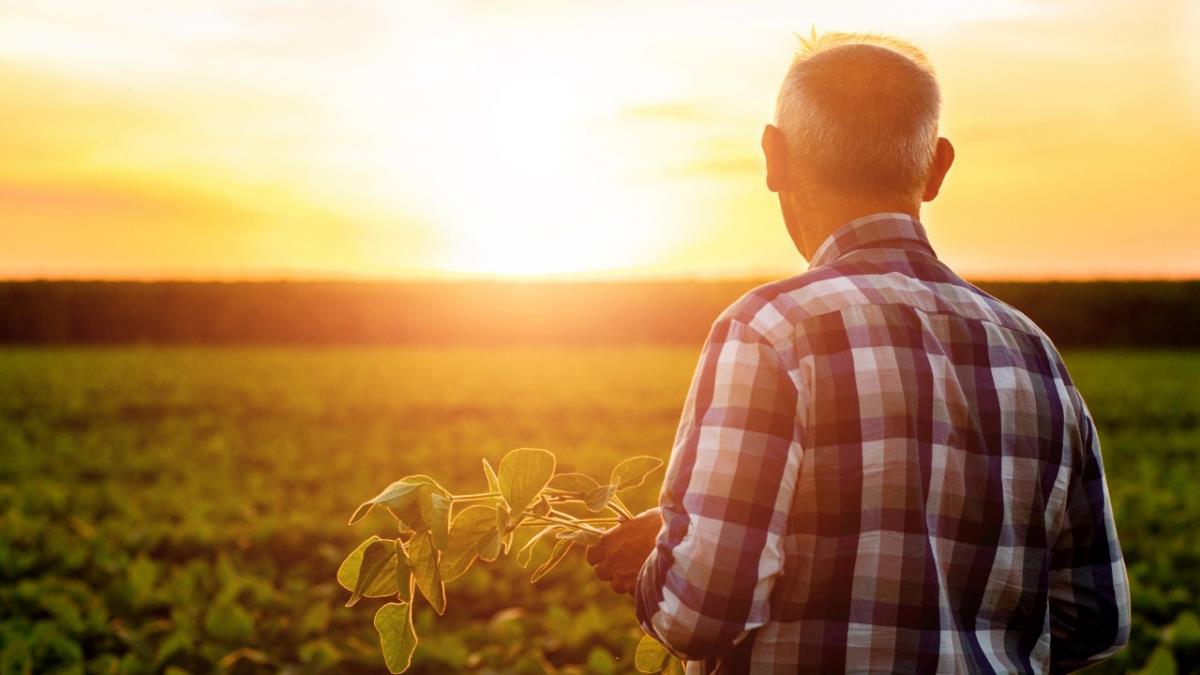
795, 197, 920, 261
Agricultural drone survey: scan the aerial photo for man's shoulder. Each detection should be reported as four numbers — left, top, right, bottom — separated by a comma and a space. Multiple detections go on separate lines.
712, 265, 853, 338
952, 280, 1054, 341
714, 263, 1059, 352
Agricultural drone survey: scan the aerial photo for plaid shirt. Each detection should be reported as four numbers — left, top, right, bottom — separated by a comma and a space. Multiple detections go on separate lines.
635, 213, 1130, 674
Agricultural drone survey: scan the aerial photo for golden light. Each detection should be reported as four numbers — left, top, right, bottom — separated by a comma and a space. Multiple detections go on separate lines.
304, 0, 1081, 279
323, 6, 704, 278
2, 1, 1198, 279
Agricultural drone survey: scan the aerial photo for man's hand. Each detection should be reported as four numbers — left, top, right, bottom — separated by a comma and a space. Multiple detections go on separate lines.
586, 508, 662, 595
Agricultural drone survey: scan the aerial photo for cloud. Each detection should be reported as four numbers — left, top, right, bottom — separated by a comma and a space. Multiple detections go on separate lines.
0, 179, 260, 227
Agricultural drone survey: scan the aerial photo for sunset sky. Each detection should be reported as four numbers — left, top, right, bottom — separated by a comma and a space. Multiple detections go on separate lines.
3, 0, 1199, 280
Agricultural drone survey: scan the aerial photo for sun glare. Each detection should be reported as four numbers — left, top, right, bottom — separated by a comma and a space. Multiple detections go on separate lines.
4, 1, 1199, 279
321, 4, 708, 279
320, 0, 1062, 280
415, 66, 649, 278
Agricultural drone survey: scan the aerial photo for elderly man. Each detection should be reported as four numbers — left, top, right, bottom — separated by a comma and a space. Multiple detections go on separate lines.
587, 32, 1130, 673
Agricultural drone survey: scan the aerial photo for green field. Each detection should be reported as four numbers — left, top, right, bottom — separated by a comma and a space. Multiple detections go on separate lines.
1, 348, 1197, 674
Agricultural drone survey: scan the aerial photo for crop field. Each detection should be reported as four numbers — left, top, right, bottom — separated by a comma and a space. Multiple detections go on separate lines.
0, 347, 1197, 674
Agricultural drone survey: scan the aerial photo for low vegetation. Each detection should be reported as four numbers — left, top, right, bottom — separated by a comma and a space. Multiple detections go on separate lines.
0, 347, 1195, 673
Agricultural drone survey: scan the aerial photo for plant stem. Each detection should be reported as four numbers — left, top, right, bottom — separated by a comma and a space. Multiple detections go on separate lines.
521, 512, 605, 534
513, 518, 615, 527
609, 496, 635, 520
546, 509, 617, 524
451, 491, 501, 503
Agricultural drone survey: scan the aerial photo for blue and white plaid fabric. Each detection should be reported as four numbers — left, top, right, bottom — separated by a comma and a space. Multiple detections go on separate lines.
635, 212, 1130, 673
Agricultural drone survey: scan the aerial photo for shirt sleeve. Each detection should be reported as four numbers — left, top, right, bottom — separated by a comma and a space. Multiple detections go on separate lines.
1048, 398, 1131, 673
635, 317, 803, 661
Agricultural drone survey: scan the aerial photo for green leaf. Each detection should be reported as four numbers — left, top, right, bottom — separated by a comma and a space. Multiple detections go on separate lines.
498, 448, 556, 514
440, 505, 498, 582
402, 474, 450, 497
337, 537, 382, 590
205, 602, 255, 643
1139, 646, 1179, 675
429, 493, 450, 551
348, 502, 375, 526
346, 538, 397, 607
531, 538, 573, 583
548, 472, 601, 494
611, 456, 664, 492
634, 634, 670, 673
513, 523, 554, 564
394, 539, 412, 602
216, 648, 270, 670
389, 485, 436, 533
353, 475, 451, 529
374, 602, 417, 674
338, 536, 402, 598
407, 532, 445, 615
482, 458, 502, 494
517, 526, 561, 568
496, 502, 511, 532
1173, 611, 1200, 651
477, 529, 502, 561
349, 478, 428, 525
366, 559, 403, 597
583, 484, 617, 512
155, 631, 190, 667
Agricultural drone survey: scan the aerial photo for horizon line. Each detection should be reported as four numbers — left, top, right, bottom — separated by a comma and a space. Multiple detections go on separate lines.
2, 274, 1198, 284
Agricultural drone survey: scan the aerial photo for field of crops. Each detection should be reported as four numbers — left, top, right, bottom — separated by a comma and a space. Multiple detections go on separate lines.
1, 347, 1197, 674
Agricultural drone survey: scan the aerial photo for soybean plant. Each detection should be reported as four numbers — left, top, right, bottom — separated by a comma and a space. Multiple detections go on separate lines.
337, 448, 680, 673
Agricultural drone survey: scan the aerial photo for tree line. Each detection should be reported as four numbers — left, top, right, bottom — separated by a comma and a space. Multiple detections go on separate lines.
0, 280, 1196, 347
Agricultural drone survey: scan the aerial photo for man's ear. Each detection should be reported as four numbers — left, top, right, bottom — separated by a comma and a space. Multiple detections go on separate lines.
762, 124, 788, 193
922, 137, 955, 202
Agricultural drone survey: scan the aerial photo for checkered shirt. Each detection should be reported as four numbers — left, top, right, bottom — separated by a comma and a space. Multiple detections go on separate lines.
635, 212, 1130, 674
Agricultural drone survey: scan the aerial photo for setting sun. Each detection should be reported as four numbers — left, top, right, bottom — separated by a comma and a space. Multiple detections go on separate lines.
3, 1, 1199, 279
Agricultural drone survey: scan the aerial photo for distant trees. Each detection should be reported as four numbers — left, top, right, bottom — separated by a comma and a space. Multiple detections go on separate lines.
0, 280, 1196, 347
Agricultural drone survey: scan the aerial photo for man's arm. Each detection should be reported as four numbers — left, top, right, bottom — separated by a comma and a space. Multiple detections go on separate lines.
1049, 400, 1131, 673
633, 316, 802, 661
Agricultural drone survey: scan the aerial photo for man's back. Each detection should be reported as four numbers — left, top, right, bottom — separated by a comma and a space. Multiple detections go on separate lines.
635, 213, 1130, 673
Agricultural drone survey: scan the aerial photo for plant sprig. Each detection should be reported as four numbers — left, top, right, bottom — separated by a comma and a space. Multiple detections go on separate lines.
337, 448, 679, 673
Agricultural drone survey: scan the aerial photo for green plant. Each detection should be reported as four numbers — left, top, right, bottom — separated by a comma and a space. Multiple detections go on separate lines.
635, 633, 686, 674
6, 347, 1187, 673
337, 447, 680, 673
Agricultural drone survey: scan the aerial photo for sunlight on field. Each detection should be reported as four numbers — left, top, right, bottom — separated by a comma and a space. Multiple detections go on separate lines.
0, 347, 1197, 673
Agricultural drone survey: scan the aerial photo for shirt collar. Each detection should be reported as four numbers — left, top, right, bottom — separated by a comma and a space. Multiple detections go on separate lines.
808, 211, 936, 268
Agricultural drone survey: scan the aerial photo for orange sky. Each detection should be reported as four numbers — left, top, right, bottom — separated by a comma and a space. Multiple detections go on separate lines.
3, 1, 1199, 280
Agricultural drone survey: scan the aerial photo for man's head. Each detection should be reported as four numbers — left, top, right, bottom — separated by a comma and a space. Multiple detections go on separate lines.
762, 32, 955, 259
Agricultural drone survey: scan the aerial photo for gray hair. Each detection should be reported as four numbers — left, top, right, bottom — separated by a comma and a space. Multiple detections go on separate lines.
774, 31, 941, 198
